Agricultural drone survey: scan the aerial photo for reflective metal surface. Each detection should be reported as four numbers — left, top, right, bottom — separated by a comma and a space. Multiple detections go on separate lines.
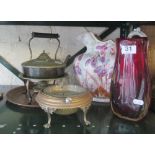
22, 67, 65, 79
22, 50, 67, 79
1, 85, 155, 134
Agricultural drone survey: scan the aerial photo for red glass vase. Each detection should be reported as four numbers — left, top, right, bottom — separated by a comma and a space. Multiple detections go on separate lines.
111, 37, 151, 121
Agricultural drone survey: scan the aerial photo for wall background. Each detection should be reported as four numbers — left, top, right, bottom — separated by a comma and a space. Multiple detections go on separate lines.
0, 26, 119, 85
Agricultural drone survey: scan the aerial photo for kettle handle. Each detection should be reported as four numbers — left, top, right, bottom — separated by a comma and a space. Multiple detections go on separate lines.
32, 32, 60, 39
28, 32, 60, 60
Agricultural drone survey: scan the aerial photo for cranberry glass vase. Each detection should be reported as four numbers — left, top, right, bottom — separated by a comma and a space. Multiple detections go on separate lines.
111, 37, 151, 121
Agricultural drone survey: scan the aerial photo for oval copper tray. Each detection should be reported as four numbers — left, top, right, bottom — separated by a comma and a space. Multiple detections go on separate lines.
6, 86, 39, 108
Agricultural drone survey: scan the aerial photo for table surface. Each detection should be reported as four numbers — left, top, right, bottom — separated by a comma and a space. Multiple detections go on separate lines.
1, 85, 155, 134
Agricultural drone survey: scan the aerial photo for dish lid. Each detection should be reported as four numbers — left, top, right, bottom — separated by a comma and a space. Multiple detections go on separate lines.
22, 51, 65, 68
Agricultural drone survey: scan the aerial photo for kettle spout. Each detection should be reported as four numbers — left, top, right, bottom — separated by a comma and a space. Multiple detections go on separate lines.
64, 55, 71, 67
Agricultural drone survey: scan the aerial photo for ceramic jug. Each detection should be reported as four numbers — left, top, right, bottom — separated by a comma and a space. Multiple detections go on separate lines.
73, 32, 116, 102
111, 28, 151, 121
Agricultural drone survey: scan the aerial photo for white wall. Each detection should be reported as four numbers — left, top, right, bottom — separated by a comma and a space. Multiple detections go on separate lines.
0, 25, 120, 85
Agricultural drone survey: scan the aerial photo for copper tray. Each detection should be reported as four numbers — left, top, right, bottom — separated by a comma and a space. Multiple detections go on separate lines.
6, 86, 39, 108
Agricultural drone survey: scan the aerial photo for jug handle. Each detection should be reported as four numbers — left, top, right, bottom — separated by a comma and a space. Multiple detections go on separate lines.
128, 27, 149, 51
128, 27, 147, 38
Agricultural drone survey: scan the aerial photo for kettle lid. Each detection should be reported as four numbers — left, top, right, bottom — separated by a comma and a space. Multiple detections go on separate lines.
22, 51, 64, 68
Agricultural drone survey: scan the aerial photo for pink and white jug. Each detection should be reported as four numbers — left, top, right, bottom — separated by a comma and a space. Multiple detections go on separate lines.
73, 32, 116, 102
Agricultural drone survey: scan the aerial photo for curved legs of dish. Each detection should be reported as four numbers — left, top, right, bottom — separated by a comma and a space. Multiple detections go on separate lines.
44, 112, 51, 128
81, 106, 91, 126
43, 108, 56, 128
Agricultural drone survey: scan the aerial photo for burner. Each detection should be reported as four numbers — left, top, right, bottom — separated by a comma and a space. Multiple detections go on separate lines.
33, 81, 53, 92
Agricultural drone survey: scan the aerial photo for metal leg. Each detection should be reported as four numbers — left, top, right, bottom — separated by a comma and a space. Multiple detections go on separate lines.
25, 80, 32, 104
43, 108, 56, 128
81, 107, 91, 126
44, 113, 51, 128
59, 79, 65, 88
0, 93, 3, 100
53, 80, 56, 85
